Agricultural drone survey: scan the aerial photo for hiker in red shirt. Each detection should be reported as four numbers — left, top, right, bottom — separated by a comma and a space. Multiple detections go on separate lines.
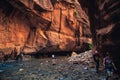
93, 50, 100, 73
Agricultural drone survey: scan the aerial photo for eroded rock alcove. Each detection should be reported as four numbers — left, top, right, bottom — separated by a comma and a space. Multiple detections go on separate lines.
0, 0, 91, 60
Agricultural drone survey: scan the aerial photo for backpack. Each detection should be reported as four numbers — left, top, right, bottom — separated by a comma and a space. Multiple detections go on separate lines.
105, 57, 113, 68
93, 53, 100, 61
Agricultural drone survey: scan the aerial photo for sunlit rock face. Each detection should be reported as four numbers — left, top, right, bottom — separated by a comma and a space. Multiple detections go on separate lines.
78, 0, 120, 73
0, 1, 30, 56
0, 0, 90, 58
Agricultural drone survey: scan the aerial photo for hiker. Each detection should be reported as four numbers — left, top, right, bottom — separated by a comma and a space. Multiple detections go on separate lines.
16, 48, 24, 61
52, 54, 56, 65
103, 52, 117, 80
52, 54, 55, 59
93, 50, 100, 73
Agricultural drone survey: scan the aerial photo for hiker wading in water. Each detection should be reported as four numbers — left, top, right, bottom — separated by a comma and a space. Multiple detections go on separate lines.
103, 52, 117, 80
93, 50, 100, 73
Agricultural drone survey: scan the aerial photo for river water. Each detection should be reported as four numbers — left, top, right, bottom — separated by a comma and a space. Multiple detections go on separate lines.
0, 56, 119, 80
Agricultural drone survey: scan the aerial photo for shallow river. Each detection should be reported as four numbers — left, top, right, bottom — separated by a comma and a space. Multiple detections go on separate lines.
0, 56, 119, 80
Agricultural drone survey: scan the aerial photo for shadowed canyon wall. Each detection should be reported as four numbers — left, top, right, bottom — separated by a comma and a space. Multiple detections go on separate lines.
78, 0, 120, 73
0, 0, 91, 60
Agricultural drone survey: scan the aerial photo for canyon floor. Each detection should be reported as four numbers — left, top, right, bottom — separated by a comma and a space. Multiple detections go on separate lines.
0, 51, 119, 80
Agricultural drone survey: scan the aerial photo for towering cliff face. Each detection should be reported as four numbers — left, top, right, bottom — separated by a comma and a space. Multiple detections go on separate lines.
0, 0, 90, 59
78, 0, 120, 73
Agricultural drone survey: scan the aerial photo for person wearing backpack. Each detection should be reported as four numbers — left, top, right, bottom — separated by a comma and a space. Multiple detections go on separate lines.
93, 50, 100, 73
103, 52, 117, 80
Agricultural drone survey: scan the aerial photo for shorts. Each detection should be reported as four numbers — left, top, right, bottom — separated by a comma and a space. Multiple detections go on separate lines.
106, 68, 113, 77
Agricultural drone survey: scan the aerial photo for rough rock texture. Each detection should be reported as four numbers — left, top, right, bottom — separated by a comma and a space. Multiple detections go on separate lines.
78, 0, 120, 73
68, 50, 93, 65
0, 0, 90, 59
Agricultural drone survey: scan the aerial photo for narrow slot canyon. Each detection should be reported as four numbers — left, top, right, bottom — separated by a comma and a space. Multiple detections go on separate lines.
0, 0, 120, 80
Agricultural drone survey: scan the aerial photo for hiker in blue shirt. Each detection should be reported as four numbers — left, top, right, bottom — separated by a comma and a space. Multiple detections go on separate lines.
103, 52, 117, 80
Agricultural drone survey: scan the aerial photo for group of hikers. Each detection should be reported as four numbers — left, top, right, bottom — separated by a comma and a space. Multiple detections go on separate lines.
93, 50, 117, 80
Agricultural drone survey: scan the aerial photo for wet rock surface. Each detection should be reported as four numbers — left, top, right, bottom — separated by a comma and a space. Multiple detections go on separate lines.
0, 51, 119, 80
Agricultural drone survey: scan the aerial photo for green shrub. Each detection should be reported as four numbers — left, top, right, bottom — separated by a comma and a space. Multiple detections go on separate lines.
74, 10, 78, 16
89, 41, 92, 50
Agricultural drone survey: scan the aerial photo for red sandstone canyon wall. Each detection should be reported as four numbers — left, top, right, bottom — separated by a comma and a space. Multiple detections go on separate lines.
0, 0, 91, 58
